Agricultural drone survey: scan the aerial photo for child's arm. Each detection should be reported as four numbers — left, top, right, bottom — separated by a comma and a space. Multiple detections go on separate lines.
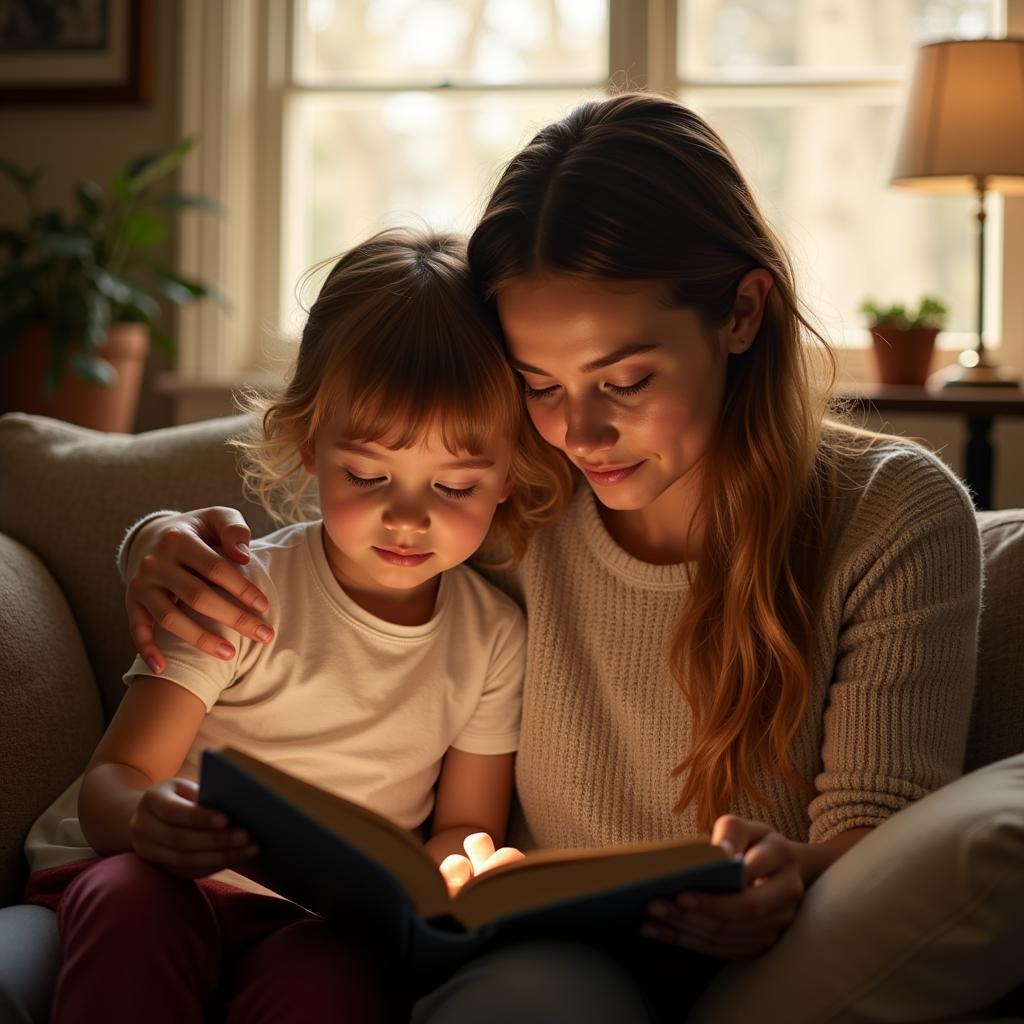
78, 675, 258, 877
425, 748, 525, 893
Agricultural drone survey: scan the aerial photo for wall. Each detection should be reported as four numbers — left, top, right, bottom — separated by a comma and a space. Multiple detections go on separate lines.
0, 2, 1020, 510
0, 0, 181, 432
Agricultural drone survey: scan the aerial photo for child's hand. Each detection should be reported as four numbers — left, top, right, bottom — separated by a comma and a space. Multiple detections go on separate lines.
129, 777, 260, 878
439, 832, 525, 896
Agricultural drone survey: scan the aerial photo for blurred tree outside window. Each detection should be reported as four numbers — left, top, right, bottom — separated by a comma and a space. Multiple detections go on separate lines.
676, 0, 1003, 344
284, 0, 607, 328
283, 0, 1002, 347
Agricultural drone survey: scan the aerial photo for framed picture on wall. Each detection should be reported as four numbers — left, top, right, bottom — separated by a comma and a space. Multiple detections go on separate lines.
0, 0, 154, 104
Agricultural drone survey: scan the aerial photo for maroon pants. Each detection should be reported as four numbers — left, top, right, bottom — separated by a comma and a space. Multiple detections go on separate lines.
24, 853, 389, 1024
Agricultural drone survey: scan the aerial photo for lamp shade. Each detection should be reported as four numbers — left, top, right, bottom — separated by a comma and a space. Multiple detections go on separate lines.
891, 38, 1024, 193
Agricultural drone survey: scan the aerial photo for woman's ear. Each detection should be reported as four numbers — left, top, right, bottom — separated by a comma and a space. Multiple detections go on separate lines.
723, 268, 774, 356
497, 475, 514, 504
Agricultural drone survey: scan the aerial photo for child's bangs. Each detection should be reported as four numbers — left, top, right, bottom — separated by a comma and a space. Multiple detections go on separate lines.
321, 337, 521, 456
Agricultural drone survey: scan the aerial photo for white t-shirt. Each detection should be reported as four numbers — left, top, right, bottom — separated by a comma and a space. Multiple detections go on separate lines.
26, 520, 525, 877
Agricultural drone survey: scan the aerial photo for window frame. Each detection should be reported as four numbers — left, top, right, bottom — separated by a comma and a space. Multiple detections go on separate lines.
171, 0, 1024, 392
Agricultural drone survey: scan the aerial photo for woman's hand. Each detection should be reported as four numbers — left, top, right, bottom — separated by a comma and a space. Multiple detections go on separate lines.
129, 777, 260, 879
125, 507, 273, 674
438, 832, 525, 896
642, 815, 804, 958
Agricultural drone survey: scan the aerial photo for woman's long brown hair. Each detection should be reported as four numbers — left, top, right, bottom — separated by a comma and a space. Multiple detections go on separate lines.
468, 92, 875, 831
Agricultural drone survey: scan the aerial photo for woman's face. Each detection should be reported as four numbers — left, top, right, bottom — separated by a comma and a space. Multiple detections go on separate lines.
496, 272, 759, 514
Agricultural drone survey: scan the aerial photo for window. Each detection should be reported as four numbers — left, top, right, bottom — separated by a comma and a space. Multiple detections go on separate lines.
674, 0, 1005, 348
281, 0, 608, 338
176, 0, 1021, 387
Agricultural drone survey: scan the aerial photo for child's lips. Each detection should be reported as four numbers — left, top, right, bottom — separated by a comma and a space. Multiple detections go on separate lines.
373, 546, 433, 567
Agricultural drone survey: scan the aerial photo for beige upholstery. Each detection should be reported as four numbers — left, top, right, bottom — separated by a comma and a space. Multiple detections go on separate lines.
967, 510, 1024, 772
0, 413, 271, 905
0, 411, 1021, 1019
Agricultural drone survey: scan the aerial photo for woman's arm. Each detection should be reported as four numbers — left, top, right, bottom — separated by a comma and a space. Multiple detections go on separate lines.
122, 508, 274, 674
789, 826, 875, 886
425, 749, 525, 893
79, 675, 258, 877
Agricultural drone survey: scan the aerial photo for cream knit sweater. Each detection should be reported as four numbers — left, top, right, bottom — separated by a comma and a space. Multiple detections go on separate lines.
486, 441, 982, 852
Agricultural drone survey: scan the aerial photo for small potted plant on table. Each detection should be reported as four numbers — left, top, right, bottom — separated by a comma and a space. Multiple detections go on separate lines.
859, 295, 948, 387
0, 137, 222, 432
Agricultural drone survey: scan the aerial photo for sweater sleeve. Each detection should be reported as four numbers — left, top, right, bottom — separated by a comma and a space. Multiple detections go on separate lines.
807, 449, 983, 845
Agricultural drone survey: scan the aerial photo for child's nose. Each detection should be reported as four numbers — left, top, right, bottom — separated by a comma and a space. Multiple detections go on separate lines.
382, 503, 430, 534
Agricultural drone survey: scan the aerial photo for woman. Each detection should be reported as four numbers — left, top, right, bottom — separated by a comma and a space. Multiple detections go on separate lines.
117, 94, 981, 1021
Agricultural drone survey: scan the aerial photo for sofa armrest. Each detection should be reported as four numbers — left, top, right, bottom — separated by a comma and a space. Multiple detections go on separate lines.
0, 534, 104, 907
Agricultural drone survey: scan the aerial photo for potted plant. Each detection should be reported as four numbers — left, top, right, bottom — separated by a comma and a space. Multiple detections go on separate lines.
859, 295, 948, 387
0, 137, 223, 432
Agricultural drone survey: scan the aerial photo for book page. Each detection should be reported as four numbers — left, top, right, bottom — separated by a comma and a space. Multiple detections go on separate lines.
453, 840, 727, 931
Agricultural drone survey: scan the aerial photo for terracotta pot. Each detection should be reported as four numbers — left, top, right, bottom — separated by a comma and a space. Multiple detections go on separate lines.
869, 326, 939, 387
0, 323, 150, 433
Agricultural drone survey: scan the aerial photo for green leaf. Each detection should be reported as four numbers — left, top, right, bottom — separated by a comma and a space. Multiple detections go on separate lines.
32, 209, 67, 233
156, 277, 199, 305
70, 351, 117, 386
39, 231, 93, 260
82, 291, 111, 349
43, 323, 73, 397
87, 267, 134, 305
110, 173, 136, 202
0, 157, 41, 194
123, 152, 159, 180
157, 193, 224, 214
75, 180, 104, 223
123, 285, 160, 322
150, 325, 175, 356
126, 136, 198, 193
148, 266, 228, 310
121, 211, 167, 249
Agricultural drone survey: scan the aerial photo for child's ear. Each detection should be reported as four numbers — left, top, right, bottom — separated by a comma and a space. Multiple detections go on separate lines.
497, 476, 513, 504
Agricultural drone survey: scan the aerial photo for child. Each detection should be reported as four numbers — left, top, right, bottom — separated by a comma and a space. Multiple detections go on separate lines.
22, 228, 574, 1023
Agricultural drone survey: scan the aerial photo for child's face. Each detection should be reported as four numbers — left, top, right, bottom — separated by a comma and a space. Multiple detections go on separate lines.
304, 414, 513, 604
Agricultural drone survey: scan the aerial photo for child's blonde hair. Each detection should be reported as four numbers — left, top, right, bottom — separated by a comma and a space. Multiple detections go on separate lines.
233, 228, 573, 565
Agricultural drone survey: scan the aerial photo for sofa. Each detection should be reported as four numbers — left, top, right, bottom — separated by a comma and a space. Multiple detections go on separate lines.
0, 411, 1022, 1023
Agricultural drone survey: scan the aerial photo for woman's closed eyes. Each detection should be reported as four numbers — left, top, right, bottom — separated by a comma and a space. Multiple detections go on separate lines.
522, 373, 655, 401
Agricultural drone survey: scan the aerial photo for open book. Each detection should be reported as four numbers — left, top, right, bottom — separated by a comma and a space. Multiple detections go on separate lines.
198, 747, 744, 977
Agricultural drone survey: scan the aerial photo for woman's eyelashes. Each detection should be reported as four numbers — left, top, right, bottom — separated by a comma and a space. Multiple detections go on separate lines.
522, 373, 655, 401
342, 470, 477, 500
608, 372, 654, 396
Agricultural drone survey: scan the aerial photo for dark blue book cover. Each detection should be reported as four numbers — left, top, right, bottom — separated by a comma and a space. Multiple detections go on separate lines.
198, 747, 744, 979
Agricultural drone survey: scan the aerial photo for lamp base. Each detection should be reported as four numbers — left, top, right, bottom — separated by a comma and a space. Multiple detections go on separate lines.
935, 358, 1021, 390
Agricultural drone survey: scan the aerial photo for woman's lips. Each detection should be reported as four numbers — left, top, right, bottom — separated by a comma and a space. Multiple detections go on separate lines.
373, 546, 433, 567
580, 460, 646, 486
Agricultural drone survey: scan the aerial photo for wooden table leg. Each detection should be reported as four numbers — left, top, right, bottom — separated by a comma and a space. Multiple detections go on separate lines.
965, 416, 993, 510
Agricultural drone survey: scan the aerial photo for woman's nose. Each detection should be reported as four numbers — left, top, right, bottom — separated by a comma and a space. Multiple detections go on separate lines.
563, 397, 617, 458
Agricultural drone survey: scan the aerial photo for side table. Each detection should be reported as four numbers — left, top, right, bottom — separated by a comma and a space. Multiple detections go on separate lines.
833, 384, 1024, 511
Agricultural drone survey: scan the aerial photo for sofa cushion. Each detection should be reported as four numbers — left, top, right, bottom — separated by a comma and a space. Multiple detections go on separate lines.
689, 752, 1024, 1023
0, 413, 273, 721
966, 510, 1024, 772
0, 535, 104, 906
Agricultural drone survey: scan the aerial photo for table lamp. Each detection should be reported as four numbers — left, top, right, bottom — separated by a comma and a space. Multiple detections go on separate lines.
890, 37, 1024, 389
